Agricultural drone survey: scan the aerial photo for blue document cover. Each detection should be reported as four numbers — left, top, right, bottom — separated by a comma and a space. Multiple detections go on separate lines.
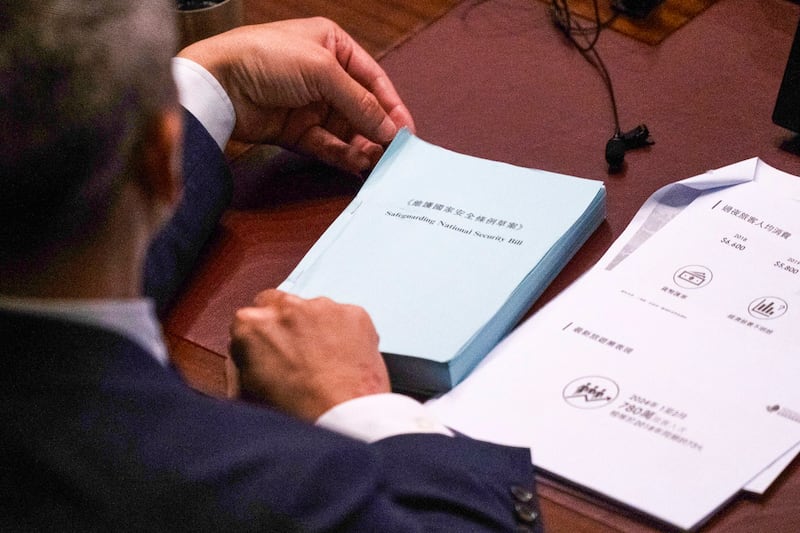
280, 129, 606, 393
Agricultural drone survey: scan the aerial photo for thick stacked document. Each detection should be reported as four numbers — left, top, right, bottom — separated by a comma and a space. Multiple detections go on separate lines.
427, 158, 800, 530
280, 129, 606, 393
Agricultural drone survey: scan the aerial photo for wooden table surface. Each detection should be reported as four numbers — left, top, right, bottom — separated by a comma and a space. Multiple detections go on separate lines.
164, 0, 800, 530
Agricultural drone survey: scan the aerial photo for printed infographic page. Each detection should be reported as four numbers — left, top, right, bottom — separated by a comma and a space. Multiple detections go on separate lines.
427, 164, 800, 530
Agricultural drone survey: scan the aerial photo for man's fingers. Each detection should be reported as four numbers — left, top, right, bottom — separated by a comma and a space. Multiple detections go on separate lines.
328, 25, 416, 134
312, 59, 397, 145
388, 103, 415, 135
295, 125, 379, 174
251, 288, 304, 308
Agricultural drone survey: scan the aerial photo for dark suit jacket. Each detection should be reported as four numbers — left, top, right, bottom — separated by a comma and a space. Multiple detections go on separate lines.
0, 110, 541, 532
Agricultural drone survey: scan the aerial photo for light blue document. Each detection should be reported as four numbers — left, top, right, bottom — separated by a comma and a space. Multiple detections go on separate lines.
280, 129, 605, 392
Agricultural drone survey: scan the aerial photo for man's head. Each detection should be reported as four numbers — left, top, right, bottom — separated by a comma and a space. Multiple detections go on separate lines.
0, 0, 179, 267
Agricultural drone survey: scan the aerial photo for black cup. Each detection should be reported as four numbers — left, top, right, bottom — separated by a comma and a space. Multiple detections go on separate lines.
175, 0, 243, 49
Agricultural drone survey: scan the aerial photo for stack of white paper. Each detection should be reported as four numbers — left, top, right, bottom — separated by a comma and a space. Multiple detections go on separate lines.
426, 158, 800, 530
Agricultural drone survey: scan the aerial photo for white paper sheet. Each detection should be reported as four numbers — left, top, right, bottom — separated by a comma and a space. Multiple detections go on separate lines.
426, 159, 800, 530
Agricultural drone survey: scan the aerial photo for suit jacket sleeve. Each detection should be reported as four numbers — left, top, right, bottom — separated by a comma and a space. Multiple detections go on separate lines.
143, 108, 233, 315
2, 304, 543, 532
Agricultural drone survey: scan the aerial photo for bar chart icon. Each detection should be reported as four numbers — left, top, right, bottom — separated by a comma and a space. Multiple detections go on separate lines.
748, 297, 788, 320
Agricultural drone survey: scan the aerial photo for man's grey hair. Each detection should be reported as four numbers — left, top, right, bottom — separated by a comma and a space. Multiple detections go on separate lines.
0, 0, 178, 260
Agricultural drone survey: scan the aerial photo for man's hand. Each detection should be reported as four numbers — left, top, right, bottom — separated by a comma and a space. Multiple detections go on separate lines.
178, 17, 416, 174
230, 289, 391, 421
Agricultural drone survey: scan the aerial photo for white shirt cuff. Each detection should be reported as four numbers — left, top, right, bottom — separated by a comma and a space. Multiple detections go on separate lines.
316, 393, 454, 443
171, 57, 235, 150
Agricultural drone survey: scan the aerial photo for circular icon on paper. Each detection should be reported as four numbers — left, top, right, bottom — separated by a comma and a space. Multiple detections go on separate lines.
748, 297, 788, 320
563, 376, 619, 409
673, 265, 713, 289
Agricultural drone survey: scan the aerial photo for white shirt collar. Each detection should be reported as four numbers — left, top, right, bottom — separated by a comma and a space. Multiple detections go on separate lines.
0, 296, 169, 366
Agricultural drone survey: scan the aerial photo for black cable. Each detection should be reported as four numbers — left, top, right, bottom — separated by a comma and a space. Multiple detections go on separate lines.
471, 0, 653, 171
550, 0, 621, 134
